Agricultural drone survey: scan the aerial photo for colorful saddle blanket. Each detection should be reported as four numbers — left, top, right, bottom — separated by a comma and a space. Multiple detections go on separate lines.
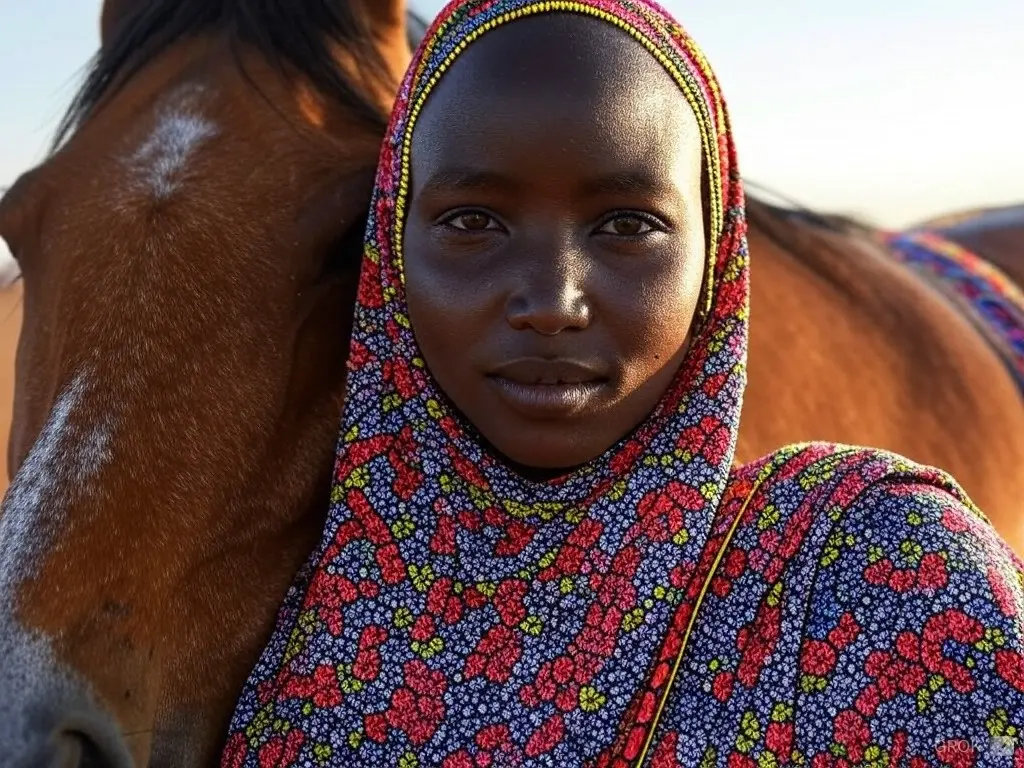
886, 230, 1024, 394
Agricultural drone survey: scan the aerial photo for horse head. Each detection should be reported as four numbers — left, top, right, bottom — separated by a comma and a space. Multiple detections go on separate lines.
0, 1, 418, 764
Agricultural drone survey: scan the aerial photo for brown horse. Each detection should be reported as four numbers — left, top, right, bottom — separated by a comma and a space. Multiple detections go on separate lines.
0, 1, 416, 765
1, 3, 1023, 767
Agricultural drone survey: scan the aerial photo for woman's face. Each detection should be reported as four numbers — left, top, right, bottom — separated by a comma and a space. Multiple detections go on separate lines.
404, 14, 706, 472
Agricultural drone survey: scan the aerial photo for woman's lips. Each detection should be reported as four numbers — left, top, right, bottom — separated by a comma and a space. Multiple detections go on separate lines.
485, 358, 609, 416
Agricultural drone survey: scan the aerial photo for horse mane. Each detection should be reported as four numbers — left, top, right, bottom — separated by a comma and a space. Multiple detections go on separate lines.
743, 178, 887, 258
743, 181, 898, 303
743, 180, 878, 238
52, 1, 431, 150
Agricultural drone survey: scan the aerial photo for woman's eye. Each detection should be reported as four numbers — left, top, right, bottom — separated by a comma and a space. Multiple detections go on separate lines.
598, 214, 657, 237
443, 211, 499, 232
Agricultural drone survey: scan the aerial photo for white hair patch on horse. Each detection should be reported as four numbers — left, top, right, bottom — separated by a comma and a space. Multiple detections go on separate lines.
0, 369, 112, 597
0, 237, 19, 288
126, 83, 219, 200
0, 369, 122, 763
0, 368, 134, 764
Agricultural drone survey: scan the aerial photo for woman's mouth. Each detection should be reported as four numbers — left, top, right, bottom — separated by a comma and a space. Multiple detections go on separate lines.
485, 358, 610, 416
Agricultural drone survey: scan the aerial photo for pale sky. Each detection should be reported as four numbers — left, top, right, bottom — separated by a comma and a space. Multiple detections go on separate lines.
0, 0, 1020, 227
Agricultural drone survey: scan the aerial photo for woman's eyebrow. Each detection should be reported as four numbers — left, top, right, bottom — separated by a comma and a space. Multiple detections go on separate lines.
419, 168, 521, 195
577, 171, 677, 198
416, 168, 679, 200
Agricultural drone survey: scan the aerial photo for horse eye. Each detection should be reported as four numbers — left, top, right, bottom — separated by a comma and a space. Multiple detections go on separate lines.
318, 214, 367, 282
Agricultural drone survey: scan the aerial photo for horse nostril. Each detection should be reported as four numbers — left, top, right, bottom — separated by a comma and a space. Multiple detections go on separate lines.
0, 622, 139, 768
49, 722, 134, 768
51, 731, 86, 767
76, 733, 118, 768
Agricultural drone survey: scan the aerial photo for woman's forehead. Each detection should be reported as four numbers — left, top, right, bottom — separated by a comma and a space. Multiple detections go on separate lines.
410, 101, 699, 199
428, 13, 670, 99
409, 14, 700, 178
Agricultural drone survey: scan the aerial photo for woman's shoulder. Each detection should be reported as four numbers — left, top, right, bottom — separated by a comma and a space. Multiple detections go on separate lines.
721, 441, 1020, 606
725, 441, 1005, 558
686, 443, 1024, 760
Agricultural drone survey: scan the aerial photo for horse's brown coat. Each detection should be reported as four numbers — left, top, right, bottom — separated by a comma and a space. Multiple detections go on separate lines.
0, 2, 410, 765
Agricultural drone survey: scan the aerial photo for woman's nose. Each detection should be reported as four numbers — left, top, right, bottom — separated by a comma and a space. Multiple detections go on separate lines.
504, 247, 591, 335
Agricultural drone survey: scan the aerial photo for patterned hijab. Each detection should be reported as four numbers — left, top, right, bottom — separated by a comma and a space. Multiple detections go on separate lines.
222, 1, 745, 765
222, 1, 1024, 765
222, 1, 747, 764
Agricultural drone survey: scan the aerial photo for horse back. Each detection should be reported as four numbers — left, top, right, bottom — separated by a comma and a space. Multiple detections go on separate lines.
933, 204, 1024, 292
741, 199, 1024, 552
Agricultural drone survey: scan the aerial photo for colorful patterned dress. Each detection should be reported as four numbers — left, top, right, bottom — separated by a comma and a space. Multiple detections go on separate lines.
221, 1, 1024, 765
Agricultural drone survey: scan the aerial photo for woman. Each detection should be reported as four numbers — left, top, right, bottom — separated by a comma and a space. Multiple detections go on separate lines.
222, 0, 1024, 765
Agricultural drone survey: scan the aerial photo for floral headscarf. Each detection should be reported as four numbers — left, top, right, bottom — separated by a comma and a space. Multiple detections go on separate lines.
222, 1, 1024, 765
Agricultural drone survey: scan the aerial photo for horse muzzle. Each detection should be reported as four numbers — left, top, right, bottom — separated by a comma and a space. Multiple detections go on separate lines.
0, 620, 135, 768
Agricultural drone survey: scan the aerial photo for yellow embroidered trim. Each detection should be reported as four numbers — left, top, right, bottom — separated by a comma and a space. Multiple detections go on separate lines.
635, 459, 776, 766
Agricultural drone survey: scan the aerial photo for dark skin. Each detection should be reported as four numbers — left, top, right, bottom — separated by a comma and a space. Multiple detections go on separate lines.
404, 14, 707, 473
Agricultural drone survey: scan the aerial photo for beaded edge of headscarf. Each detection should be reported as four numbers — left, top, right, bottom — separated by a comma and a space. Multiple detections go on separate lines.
384, 0, 734, 321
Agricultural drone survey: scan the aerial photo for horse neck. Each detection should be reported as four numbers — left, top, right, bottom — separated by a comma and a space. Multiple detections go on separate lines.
744, 196, 893, 301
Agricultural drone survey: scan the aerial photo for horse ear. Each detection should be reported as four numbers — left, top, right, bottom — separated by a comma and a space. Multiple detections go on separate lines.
354, 0, 406, 37
0, 231, 19, 289
0, 169, 43, 282
99, 0, 132, 47
406, 9, 429, 51
352, 0, 416, 70
0, 240, 16, 289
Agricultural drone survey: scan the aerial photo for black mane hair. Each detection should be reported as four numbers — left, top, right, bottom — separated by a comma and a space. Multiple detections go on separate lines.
52, 1, 432, 149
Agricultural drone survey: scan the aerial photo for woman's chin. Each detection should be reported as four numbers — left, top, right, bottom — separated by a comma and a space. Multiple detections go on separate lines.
484, 433, 612, 480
